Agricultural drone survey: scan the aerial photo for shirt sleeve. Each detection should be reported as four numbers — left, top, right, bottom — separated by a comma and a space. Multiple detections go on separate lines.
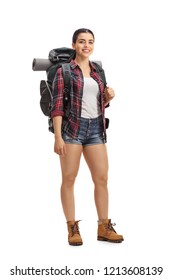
51, 67, 65, 118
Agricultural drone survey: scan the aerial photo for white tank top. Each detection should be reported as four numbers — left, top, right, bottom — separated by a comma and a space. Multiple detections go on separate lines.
81, 77, 101, 118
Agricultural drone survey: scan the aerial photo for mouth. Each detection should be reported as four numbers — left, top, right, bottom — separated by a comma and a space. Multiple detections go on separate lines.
82, 49, 90, 53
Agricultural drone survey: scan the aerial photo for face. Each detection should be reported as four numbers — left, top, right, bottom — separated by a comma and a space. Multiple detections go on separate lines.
72, 32, 94, 59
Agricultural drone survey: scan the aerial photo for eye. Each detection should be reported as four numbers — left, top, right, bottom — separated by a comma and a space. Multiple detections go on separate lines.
78, 40, 85, 43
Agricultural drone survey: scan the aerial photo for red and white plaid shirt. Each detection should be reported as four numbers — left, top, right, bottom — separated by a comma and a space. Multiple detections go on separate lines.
51, 60, 109, 140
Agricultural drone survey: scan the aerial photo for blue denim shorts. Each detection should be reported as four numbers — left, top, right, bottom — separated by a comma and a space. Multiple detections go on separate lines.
62, 115, 105, 146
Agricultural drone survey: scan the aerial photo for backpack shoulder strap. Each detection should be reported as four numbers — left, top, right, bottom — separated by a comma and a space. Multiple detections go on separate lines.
92, 61, 107, 88
92, 61, 110, 111
62, 63, 71, 105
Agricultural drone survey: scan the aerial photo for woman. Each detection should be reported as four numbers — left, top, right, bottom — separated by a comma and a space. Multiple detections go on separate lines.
51, 28, 124, 246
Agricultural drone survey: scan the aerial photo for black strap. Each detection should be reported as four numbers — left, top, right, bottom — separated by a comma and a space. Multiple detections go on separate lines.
62, 63, 71, 107
92, 62, 107, 88
92, 61, 110, 109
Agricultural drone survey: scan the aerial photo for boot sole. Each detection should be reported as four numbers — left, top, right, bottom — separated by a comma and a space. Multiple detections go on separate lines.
69, 242, 83, 246
97, 236, 124, 243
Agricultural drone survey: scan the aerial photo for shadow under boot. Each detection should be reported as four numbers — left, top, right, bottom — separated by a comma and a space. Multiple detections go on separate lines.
67, 220, 83, 246
97, 219, 124, 243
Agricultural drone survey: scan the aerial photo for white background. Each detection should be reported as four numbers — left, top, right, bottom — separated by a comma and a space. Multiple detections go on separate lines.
0, 0, 173, 279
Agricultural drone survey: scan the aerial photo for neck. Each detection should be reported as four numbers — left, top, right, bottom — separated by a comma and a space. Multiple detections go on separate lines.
74, 57, 90, 69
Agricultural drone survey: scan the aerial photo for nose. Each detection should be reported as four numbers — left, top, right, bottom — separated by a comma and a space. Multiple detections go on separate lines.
84, 41, 89, 47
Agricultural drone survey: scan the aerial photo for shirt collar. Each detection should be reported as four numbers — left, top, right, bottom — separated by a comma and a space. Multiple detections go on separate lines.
70, 59, 98, 72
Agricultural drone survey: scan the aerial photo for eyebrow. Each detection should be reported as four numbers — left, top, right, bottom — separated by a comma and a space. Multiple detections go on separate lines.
78, 38, 94, 42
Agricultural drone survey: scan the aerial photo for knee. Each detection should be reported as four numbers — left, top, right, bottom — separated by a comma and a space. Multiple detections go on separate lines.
62, 173, 77, 187
93, 174, 108, 186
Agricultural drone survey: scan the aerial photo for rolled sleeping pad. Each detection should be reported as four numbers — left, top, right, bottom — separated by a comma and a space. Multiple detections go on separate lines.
32, 58, 53, 71
32, 58, 102, 71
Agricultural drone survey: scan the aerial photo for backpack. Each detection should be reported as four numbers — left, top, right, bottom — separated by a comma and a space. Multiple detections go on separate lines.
32, 47, 109, 133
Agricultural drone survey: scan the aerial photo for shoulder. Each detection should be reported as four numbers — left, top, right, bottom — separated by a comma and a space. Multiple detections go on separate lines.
90, 61, 107, 87
90, 61, 104, 72
69, 59, 78, 70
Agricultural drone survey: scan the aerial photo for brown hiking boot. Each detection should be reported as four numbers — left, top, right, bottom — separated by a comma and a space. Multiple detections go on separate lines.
97, 219, 124, 243
67, 220, 83, 246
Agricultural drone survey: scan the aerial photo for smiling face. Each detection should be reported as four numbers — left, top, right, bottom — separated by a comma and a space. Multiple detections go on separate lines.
72, 32, 94, 59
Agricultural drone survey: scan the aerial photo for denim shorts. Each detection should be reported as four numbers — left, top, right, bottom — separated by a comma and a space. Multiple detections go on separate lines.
62, 115, 105, 146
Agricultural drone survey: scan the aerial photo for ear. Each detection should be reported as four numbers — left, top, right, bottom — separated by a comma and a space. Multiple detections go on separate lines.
72, 43, 75, 50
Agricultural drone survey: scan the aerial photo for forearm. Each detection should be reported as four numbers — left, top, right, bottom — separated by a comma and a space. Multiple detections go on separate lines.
53, 116, 63, 139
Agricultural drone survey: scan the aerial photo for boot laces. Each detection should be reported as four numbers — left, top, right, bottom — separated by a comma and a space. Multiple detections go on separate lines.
105, 220, 117, 233
70, 221, 80, 236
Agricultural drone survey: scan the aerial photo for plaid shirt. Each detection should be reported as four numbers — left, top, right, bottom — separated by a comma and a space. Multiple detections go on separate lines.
51, 60, 108, 140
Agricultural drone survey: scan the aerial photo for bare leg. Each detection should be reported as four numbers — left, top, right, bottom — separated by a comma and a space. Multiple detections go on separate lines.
83, 144, 109, 220
59, 144, 83, 221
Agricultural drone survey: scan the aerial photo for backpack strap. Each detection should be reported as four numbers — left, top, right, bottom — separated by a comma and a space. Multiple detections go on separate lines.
62, 63, 71, 107
92, 62, 110, 129
92, 61, 107, 88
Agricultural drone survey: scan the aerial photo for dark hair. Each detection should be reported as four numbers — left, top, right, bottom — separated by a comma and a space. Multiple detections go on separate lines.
72, 28, 95, 43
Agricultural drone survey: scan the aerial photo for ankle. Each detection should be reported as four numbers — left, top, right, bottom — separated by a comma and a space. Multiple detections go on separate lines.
98, 218, 109, 225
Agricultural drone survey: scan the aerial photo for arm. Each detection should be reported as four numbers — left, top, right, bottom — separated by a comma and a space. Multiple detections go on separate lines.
51, 67, 65, 118
53, 116, 67, 156
51, 68, 66, 156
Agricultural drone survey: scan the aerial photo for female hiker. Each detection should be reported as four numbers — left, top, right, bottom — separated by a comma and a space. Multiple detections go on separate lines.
51, 28, 124, 245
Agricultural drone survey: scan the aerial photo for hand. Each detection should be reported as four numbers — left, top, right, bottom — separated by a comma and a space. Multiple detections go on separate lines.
104, 87, 115, 104
54, 137, 67, 156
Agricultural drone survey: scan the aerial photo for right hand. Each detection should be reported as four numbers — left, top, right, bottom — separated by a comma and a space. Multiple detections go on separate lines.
54, 137, 67, 156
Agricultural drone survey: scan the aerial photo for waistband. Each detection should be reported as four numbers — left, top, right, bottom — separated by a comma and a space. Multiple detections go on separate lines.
80, 114, 102, 122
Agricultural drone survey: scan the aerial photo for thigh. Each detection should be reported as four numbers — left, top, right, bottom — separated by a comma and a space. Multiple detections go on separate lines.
59, 144, 83, 177
83, 144, 108, 178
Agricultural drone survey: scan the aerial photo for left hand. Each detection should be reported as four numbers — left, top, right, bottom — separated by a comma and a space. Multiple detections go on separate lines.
104, 87, 115, 104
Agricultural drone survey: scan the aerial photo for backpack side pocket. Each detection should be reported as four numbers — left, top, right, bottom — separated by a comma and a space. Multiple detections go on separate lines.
40, 80, 52, 117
